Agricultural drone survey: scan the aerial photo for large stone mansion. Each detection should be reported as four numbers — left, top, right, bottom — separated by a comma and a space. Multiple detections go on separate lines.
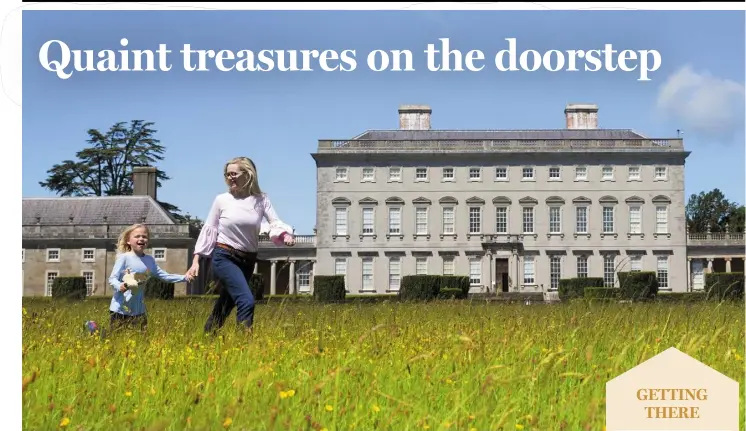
21, 104, 744, 296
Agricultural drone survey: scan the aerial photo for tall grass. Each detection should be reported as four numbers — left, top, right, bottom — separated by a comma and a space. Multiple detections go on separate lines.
22, 298, 744, 431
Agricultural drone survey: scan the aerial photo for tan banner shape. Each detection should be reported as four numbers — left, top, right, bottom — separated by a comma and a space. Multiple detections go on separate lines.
606, 347, 739, 431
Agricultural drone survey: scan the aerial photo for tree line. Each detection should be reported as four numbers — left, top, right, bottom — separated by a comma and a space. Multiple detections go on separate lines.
38, 120, 744, 235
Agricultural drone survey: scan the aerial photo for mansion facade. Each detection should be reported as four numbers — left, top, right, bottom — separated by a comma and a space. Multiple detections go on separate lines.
21, 105, 744, 296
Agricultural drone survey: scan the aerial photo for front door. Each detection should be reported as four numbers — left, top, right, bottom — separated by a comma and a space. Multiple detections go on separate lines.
495, 258, 509, 292
692, 259, 705, 291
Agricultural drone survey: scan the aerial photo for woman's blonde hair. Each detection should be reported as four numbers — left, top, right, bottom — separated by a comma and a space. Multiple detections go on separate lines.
117, 224, 151, 253
224, 156, 263, 196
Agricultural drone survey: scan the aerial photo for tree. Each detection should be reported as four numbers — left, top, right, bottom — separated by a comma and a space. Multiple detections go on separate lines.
39, 120, 201, 228
685, 188, 744, 233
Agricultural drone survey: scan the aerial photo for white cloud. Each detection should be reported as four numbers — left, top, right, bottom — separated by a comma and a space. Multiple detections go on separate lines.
656, 65, 745, 141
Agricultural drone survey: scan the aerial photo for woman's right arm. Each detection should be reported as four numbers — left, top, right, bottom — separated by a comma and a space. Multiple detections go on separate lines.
193, 195, 222, 259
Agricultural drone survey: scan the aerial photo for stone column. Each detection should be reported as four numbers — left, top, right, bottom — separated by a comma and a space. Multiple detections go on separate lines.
707, 258, 713, 273
725, 257, 732, 273
488, 252, 496, 293
309, 261, 315, 294
270, 261, 277, 295
254, 261, 258, 274
289, 260, 296, 295
687, 258, 692, 292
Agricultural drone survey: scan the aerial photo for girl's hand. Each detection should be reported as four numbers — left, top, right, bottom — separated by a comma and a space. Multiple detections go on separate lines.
283, 234, 296, 246
119, 283, 127, 292
187, 262, 200, 278
184, 273, 194, 283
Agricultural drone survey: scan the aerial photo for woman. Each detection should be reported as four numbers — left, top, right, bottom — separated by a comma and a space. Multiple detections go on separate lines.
187, 156, 295, 333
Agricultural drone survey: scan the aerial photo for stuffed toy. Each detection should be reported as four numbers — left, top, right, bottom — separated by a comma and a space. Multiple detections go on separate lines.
121, 269, 150, 301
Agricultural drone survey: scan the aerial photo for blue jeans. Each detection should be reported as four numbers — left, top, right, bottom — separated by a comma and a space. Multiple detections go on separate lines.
204, 247, 257, 332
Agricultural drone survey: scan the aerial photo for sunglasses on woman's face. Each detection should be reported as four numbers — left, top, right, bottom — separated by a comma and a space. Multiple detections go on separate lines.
224, 171, 243, 179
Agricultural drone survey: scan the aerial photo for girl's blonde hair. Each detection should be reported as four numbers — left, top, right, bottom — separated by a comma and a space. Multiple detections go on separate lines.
224, 156, 263, 196
117, 224, 151, 253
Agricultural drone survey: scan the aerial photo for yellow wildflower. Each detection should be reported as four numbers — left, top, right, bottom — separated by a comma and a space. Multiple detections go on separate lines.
325, 404, 333, 412
223, 417, 232, 428
59, 417, 70, 428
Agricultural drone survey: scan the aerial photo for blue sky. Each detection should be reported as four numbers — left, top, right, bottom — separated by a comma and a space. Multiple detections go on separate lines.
22, 10, 745, 234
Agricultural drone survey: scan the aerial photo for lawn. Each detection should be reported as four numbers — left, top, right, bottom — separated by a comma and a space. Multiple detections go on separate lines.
22, 297, 745, 431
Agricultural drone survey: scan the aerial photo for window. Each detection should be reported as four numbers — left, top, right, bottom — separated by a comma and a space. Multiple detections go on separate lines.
469, 259, 481, 286
415, 207, 428, 235
388, 167, 401, 182
549, 206, 562, 234
361, 167, 375, 182
523, 256, 535, 285
46, 248, 60, 263
335, 167, 348, 181
334, 258, 347, 287
442, 257, 455, 275
415, 167, 428, 181
495, 167, 508, 181
468, 167, 481, 181
82, 270, 94, 296
82, 248, 95, 262
575, 206, 588, 234
575, 166, 587, 180
549, 256, 561, 291
654, 166, 667, 180
522, 207, 534, 234
630, 255, 642, 272
388, 257, 401, 291
602, 206, 615, 233
45, 271, 58, 296
469, 206, 482, 234
442, 167, 455, 181
657, 256, 669, 289
603, 255, 616, 287
388, 207, 401, 235
628, 206, 642, 234
442, 207, 455, 234
153, 248, 166, 261
576, 255, 588, 278
361, 207, 375, 235
495, 207, 508, 233
656, 206, 668, 234
361, 257, 374, 291
548, 166, 561, 180
334, 207, 348, 236
601, 166, 614, 180
298, 267, 311, 292
522, 167, 534, 180
415, 257, 428, 275
628, 166, 640, 180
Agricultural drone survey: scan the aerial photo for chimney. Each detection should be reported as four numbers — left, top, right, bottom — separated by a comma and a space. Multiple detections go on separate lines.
132, 166, 158, 200
564, 103, 599, 129
398, 105, 432, 130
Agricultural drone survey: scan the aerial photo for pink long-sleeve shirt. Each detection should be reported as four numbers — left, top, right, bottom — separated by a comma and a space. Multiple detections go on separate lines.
194, 192, 293, 257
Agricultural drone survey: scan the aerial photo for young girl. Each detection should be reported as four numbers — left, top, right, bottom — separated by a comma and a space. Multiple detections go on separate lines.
108, 223, 192, 332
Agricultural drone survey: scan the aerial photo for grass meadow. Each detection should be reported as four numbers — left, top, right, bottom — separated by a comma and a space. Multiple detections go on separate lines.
22, 297, 745, 431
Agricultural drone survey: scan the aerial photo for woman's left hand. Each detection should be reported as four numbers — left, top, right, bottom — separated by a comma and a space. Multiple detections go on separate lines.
284, 234, 296, 246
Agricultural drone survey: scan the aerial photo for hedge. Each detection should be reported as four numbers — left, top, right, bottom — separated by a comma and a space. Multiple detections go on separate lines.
558, 277, 604, 300
584, 287, 618, 300
313, 275, 346, 302
143, 278, 175, 300
617, 271, 658, 301
51, 276, 87, 300
704, 272, 744, 301
399, 275, 470, 301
